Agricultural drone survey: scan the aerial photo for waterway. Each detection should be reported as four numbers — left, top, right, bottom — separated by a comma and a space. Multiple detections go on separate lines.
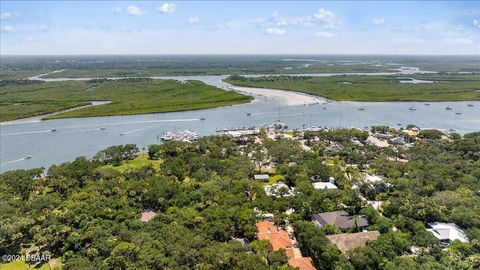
0, 71, 478, 172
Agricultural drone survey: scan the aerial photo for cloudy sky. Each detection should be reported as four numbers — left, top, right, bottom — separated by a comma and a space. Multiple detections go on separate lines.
1, 1, 479, 55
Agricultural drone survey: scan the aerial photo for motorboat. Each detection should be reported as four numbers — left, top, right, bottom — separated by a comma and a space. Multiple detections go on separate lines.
445, 107, 453, 110
25, 155, 32, 159
409, 107, 416, 111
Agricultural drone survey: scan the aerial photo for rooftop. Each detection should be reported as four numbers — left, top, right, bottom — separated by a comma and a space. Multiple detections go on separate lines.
427, 222, 469, 243
312, 210, 368, 229
288, 257, 317, 270
263, 181, 295, 197
256, 221, 295, 258
312, 181, 338, 190
254, 174, 270, 181
326, 231, 380, 254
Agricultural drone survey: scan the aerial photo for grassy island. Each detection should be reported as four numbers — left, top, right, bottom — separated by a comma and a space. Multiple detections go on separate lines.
224, 74, 480, 102
0, 78, 252, 122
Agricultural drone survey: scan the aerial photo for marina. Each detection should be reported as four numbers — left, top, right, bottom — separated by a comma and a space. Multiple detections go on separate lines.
1, 74, 479, 172
160, 129, 199, 142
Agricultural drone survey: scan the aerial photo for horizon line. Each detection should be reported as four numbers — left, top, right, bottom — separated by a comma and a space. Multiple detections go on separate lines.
1, 53, 479, 57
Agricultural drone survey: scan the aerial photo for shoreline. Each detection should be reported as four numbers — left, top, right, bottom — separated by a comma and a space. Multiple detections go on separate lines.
229, 86, 326, 106
0, 100, 112, 126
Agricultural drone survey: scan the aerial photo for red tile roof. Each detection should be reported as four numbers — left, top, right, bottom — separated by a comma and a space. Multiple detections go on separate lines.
256, 221, 294, 258
288, 257, 316, 270
256, 221, 317, 270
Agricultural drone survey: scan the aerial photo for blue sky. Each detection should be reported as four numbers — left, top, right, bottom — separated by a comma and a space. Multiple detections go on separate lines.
1, 1, 479, 55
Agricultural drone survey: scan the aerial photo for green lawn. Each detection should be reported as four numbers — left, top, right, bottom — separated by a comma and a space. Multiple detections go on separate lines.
0, 259, 61, 270
0, 79, 252, 121
225, 74, 480, 101
100, 153, 162, 173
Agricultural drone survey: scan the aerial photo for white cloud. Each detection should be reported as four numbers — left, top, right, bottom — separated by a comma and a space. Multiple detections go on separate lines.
187, 17, 199, 25
315, 31, 334, 38
372, 18, 385, 26
442, 38, 473, 45
1, 11, 19, 20
1, 25, 15, 33
474, 19, 480, 28
313, 8, 337, 28
127, 5, 147, 16
34, 25, 50, 32
265, 28, 286, 35
114, 7, 123, 14
157, 3, 177, 14
268, 9, 339, 29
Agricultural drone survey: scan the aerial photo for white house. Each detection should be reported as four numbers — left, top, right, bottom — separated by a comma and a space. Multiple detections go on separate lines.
364, 174, 384, 183
313, 177, 338, 191
263, 181, 295, 197
313, 182, 338, 190
427, 222, 469, 245
254, 174, 269, 181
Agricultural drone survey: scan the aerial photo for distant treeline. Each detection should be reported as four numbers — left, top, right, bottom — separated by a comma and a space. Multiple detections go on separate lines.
0, 79, 44, 87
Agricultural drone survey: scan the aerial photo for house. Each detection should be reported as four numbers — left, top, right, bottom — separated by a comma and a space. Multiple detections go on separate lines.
256, 221, 295, 258
288, 257, 316, 270
364, 174, 384, 183
264, 181, 295, 197
254, 174, 270, 182
313, 176, 338, 191
312, 181, 338, 191
256, 221, 317, 270
326, 231, 380, 254
427, 222, 469, 245
311, 210, 368, 229
363, 174, 391, 193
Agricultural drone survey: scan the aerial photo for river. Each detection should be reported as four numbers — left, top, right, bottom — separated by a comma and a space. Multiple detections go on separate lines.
0, 72, 479, 172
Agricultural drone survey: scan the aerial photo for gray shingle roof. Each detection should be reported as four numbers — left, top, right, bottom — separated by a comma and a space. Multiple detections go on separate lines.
312, 210, 368, 229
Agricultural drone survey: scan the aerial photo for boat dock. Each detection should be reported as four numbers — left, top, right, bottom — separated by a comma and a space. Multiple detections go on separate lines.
161, 129, 199, 142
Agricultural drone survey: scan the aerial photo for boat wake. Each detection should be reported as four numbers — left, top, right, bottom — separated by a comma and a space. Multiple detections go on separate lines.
0, 129, 53, 136
120, 125, 161, 135
0, 157, 28, 165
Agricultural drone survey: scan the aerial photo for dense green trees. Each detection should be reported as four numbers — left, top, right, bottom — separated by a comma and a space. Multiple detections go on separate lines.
1, 129, 479, 269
